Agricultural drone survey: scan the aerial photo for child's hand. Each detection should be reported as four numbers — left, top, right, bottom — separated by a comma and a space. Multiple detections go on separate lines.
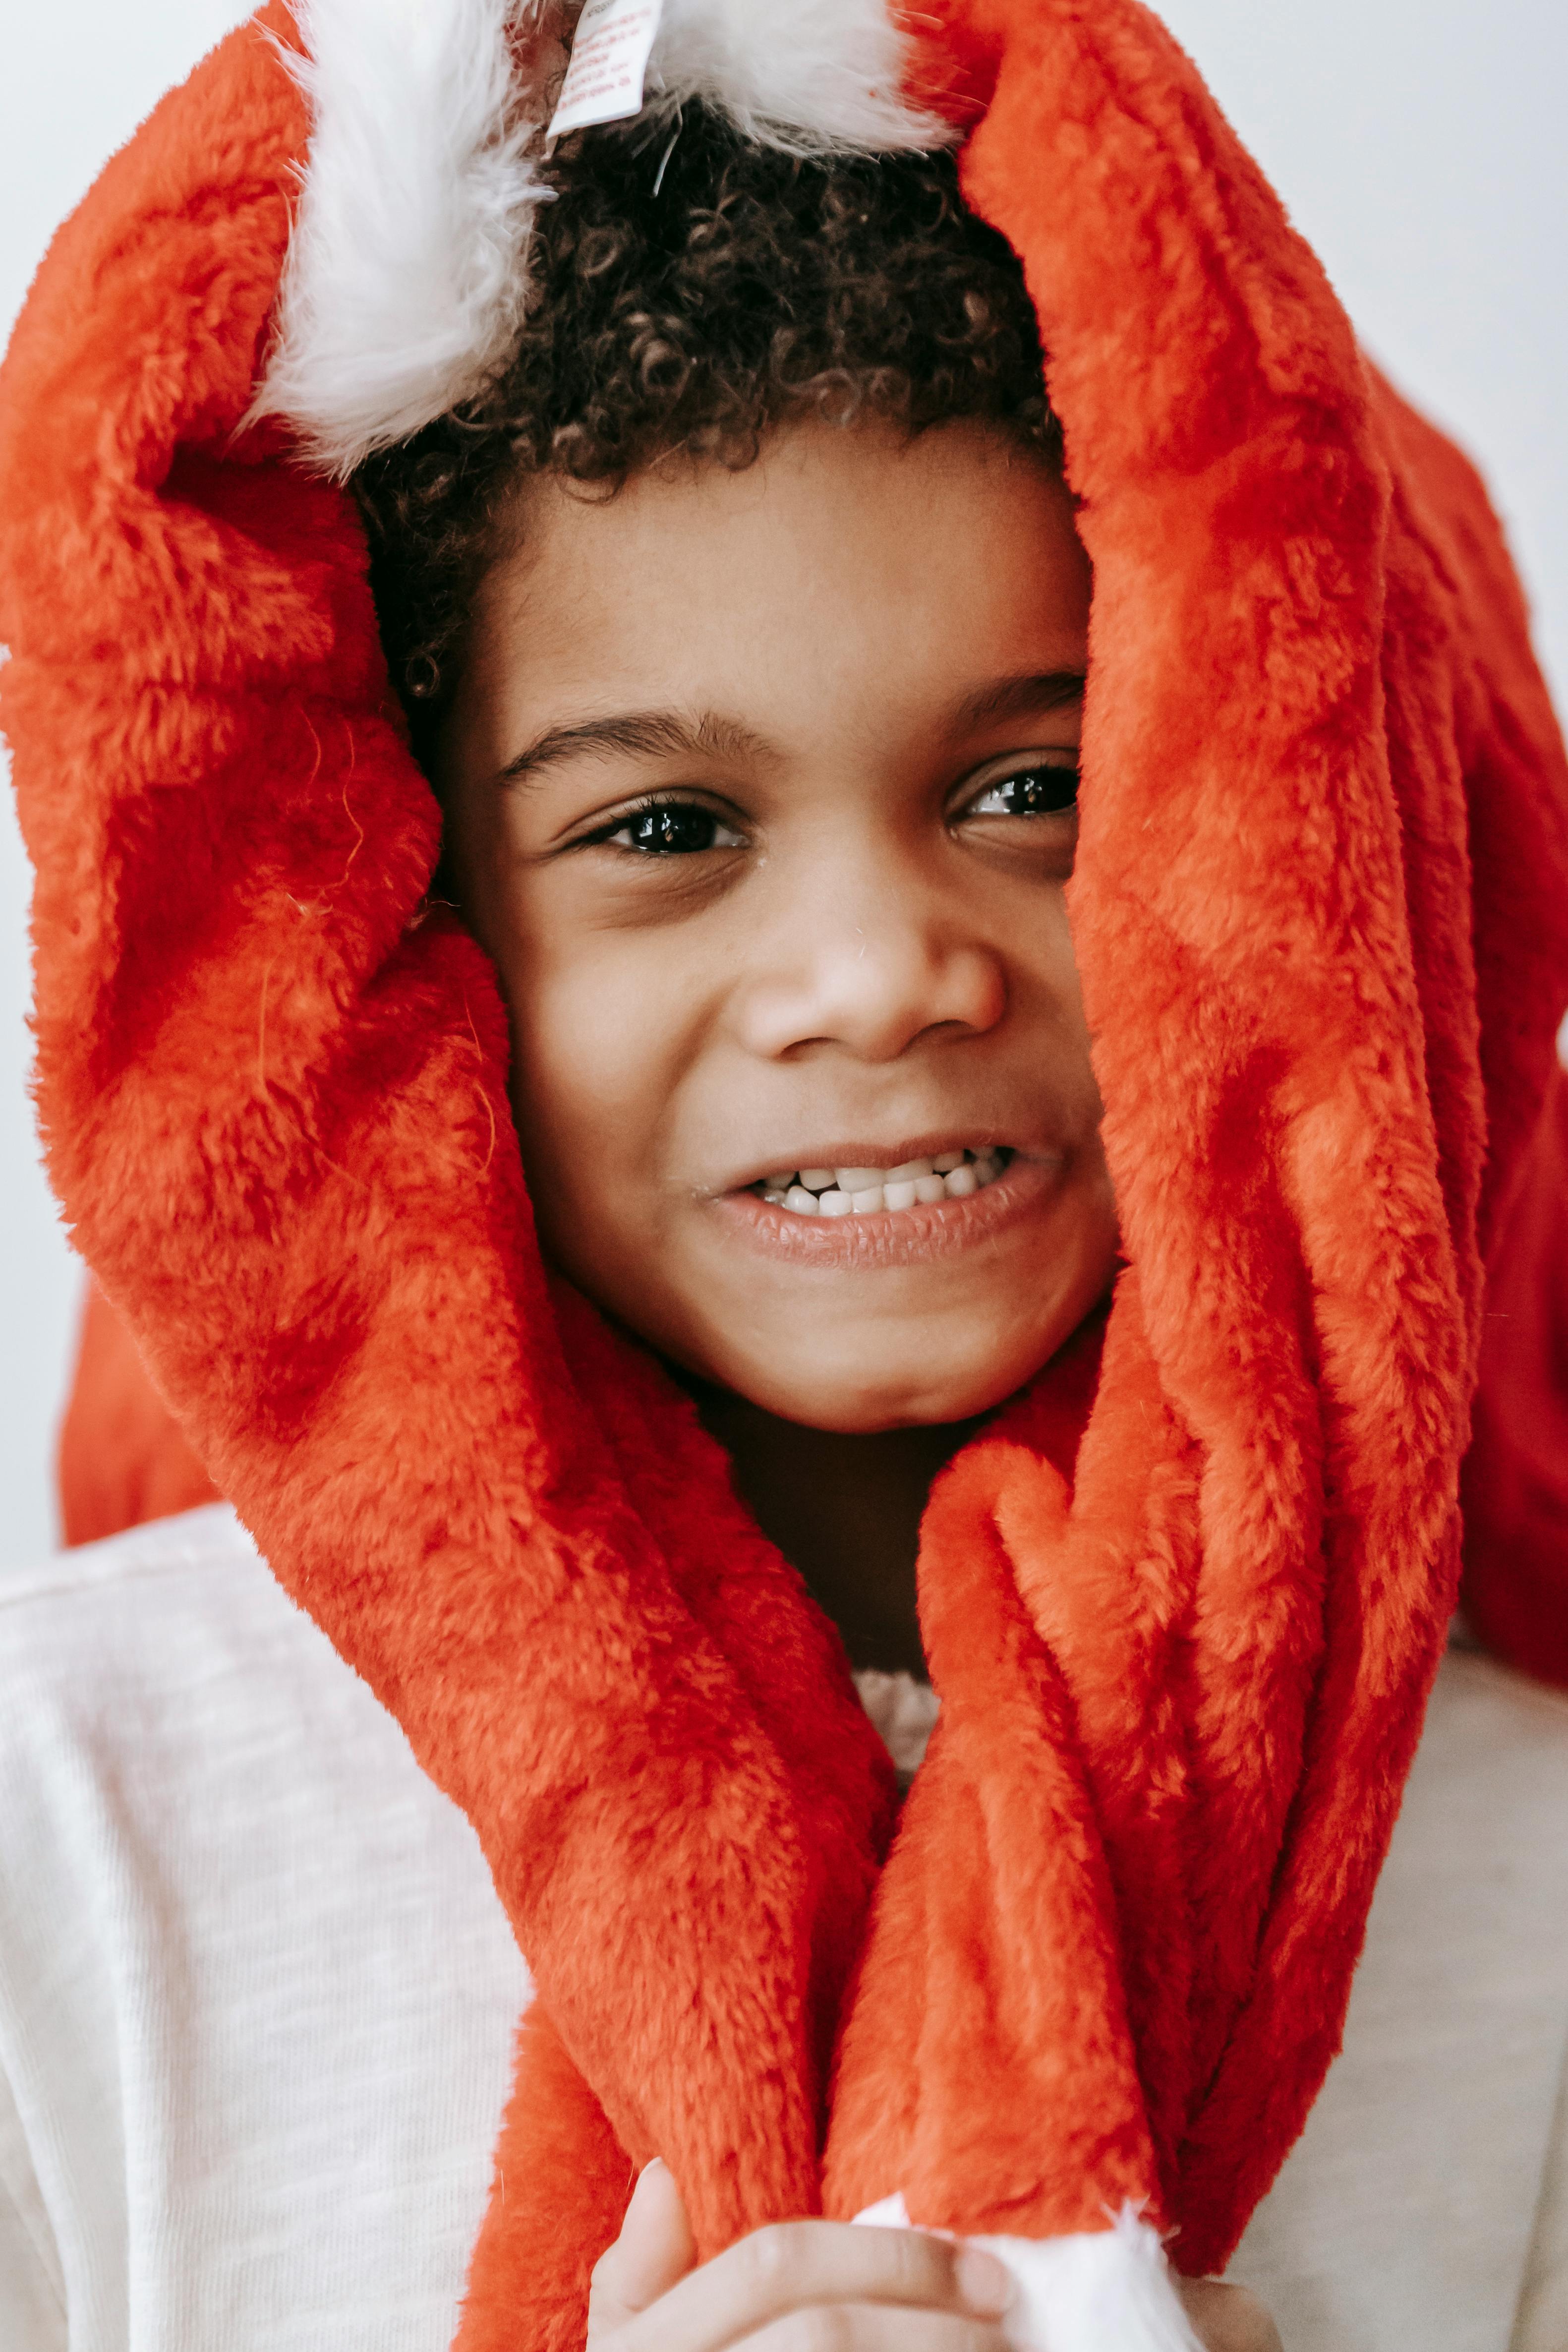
587, 2162, 1282, 2352
1176, 2276, 1284, 2351
587, 2161, 1014, 2352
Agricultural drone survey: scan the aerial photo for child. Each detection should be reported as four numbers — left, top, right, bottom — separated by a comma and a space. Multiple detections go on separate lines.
2, 4, 1567, 2350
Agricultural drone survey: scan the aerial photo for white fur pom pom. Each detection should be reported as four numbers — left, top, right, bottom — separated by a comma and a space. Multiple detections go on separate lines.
854, 2196, 1206, 2352
249, 0, 949, 476
646, 0, 948, 154
252, 0, 550, 477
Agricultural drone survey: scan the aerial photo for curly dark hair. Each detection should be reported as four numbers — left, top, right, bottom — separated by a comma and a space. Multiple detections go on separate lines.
354, 104, 1060, 762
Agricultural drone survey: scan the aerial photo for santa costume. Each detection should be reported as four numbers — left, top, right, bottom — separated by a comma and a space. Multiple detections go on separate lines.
1, 3, 1567, 2349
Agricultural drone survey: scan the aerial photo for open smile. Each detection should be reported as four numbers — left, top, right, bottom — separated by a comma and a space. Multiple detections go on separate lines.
752, 1146, 1011, 1217
715, 1148, 1057, 1269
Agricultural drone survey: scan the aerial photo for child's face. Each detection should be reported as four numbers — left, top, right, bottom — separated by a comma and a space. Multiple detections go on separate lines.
442, 418, 1118, 1431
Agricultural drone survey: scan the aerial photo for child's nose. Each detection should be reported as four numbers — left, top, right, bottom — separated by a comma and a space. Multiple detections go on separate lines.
735, 902, 1006, 1063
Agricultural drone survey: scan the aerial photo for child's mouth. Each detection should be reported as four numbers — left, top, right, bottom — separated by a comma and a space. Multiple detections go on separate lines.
750, 1147, 1012, 1218
719, 1146, 1057, 1270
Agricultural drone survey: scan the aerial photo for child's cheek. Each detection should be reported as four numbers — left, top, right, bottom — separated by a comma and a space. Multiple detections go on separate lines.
502, 913, 708, 1296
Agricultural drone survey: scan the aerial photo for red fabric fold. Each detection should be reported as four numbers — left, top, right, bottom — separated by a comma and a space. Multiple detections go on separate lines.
1463, 1056, 1568, 1687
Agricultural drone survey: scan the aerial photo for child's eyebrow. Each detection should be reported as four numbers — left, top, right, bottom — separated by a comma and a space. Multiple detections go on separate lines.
497, 708, 773, 788
946, 670, 1086, 736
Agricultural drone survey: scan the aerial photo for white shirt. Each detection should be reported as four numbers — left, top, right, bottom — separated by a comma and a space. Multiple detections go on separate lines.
1, 1505, 1565, 2350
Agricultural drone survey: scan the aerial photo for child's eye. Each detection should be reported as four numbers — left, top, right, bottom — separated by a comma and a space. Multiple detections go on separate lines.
590, 799, 746, 855
963, 764, 1079, 820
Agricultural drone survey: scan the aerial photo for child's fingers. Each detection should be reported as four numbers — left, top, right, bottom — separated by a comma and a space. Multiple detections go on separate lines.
738, 2305, 1011, 2352
605, 2219, 1013, 2352
588, 2160, 698, 2335
1176, 2277, 1283, 2352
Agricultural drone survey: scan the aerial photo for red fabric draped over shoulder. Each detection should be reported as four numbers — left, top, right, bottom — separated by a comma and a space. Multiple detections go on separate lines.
58, 1278, 218, 1545
4, 2, 1567, 2346
1462, 1056, 1568, 1684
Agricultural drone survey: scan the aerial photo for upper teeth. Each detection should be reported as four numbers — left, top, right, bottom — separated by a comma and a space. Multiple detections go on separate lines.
756, 1149, 1008, 1216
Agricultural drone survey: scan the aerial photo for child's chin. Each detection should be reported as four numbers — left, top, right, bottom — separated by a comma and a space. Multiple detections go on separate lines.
715, 1327, 1056, 1434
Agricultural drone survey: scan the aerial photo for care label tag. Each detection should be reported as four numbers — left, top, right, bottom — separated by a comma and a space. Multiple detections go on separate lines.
547, 0, 665, 139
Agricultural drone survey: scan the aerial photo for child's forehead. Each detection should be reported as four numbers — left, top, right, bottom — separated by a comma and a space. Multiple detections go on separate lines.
484, 416, 1077, 623
452, 421, 1088, 786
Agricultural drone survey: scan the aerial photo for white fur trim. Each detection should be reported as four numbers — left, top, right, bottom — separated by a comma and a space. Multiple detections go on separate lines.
643, 0, 944, 153
252, 0, 948, 476
252, 0, 550, 476
854, 2195, 1206, 2352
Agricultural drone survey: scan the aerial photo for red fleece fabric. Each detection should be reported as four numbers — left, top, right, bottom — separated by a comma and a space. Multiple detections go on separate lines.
4, 2, 1567, 2345
58, 1278, 219, 1545
1462, 1057, 1568, 1683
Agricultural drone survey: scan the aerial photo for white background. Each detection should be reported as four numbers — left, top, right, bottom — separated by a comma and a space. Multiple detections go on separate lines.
1, 0, 1564, 1566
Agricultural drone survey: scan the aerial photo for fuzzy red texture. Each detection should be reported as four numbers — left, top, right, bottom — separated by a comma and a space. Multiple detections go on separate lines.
3, 0, 1567, 2343
1461, 1061, 1568, 1687
59, 1277, 219, 1543
463, 2006, 636, 2352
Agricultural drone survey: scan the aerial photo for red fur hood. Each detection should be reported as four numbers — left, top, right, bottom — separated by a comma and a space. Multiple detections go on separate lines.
2, 2, 1566, 2347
